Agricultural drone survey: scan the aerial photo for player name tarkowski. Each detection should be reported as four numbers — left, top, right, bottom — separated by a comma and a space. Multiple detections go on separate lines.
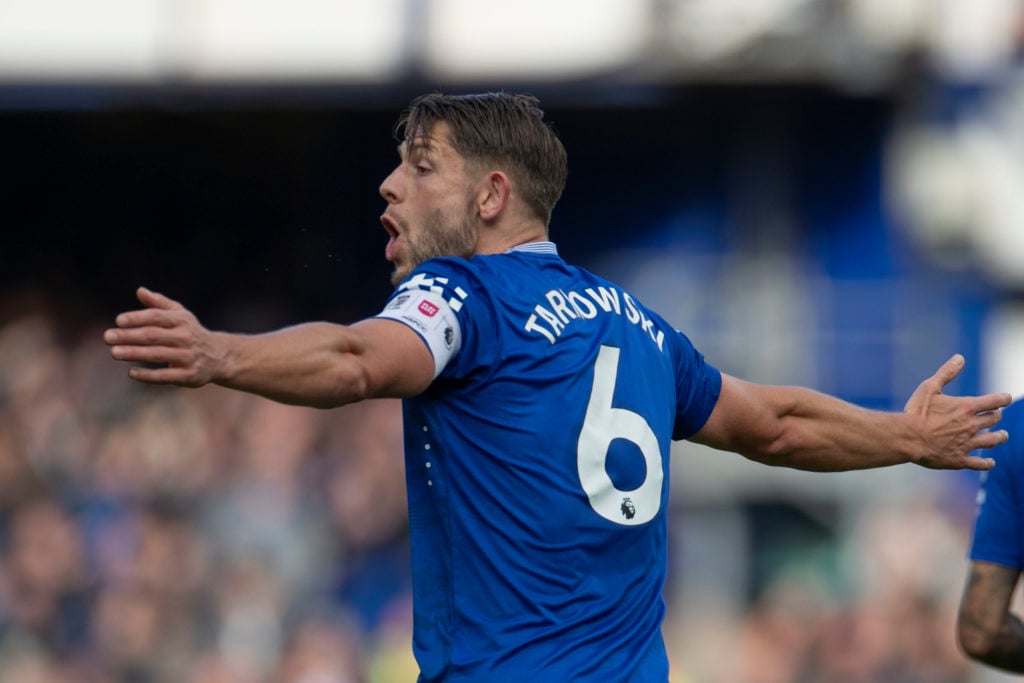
523, 286, 665, 351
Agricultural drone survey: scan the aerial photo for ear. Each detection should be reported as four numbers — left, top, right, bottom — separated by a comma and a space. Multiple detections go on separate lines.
476, 171, 511, 222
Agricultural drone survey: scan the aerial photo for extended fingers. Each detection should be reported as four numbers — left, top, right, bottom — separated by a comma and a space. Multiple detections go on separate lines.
962, 409, 1010, 455
929, 354, 965, 390
112, 307, 184, 331
127, 364, 201, 386
106, 288, 204, 387
955, 455, 996, 472
109, 343, 192, 366
970, 391, 1015, 414
973, 408, 1005, 432
105, 322, 186, 348
971, 428, 1010, 452
105, 288, 189, 337
136, 286, 184, 311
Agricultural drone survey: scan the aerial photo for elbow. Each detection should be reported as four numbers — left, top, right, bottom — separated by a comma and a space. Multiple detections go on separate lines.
759, 430, 792, 464
338, 364, 373, 406
958, 618, 999, 663
739, 423, 791, 466
307, 362, 371, 409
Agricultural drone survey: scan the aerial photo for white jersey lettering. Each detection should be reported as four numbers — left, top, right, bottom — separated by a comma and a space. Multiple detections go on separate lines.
523, 285, 666, 352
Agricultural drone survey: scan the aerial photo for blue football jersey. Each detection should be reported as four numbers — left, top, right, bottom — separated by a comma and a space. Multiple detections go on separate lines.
376, 243, 722, 683
970, 399, 1024, 569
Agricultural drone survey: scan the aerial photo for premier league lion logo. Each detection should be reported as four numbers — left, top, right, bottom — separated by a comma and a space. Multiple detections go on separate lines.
621, 497, 636, 520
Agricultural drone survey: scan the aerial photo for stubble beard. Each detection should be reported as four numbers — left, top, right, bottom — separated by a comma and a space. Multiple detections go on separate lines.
390, 207, 477, 286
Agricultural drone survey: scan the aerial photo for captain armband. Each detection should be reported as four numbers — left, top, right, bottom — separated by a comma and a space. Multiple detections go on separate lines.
375, 289, 463, 378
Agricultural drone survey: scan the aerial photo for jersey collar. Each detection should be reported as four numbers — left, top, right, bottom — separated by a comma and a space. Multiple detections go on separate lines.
505, 241, 558, 255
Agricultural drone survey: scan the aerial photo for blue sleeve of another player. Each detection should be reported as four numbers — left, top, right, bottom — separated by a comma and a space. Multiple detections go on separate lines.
969, 405, 1024, 568
666, 327, 723, 441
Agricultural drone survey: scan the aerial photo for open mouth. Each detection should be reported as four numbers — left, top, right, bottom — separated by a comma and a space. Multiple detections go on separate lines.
380, 214, 401, 261
380, 213, 400, 240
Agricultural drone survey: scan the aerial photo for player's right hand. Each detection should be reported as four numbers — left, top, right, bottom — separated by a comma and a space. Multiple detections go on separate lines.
103, 286, 217, 387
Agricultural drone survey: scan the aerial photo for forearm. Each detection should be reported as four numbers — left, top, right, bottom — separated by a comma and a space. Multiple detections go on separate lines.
211, 322, 372, 408
962, 612, 1024, 672
107, 289, 436, 404
743, 386, 920, 471
959, 562, 1024, 672
693, 372, 1002, 472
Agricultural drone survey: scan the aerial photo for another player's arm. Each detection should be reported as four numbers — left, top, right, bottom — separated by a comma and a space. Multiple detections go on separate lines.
104, 287, 434, 408
689, 355, 1010, 471
957, 560, 1024, 672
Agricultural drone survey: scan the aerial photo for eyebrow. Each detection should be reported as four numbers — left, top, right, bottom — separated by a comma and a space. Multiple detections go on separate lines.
398, 135, 438, 160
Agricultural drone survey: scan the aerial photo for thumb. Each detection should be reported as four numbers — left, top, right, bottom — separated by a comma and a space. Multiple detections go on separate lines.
930, 353, 965, 390
136, 286, 184, 311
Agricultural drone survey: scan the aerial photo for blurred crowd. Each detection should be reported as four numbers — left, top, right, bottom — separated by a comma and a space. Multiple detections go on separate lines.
667, 493, 979, 683
0, 292, 418, 682
0, 291, 988, 683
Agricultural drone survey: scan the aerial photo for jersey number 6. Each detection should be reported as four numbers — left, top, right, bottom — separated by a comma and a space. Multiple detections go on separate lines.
577, 345, 664, 526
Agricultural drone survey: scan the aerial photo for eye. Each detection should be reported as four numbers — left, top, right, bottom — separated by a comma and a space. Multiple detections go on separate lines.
415, 164, 431, 175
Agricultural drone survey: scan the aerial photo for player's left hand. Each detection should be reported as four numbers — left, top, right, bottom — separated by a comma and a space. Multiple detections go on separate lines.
903, 354, 1012, 470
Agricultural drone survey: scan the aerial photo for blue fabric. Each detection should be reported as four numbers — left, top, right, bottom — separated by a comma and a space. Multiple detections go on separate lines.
970, 400, 1024, 569
383, 247, 722, 682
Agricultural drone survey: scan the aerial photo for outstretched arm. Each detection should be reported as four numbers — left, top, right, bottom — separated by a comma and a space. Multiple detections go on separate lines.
690, 355, 1010, 471
103, 287, 435, 408
958, 560, 1024, 672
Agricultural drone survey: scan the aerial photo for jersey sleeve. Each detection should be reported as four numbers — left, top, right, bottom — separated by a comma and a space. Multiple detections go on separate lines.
374, 259, 492, 380
375, 286, 462, 379
969, 408, 1024, 568
665, 326, 723, 441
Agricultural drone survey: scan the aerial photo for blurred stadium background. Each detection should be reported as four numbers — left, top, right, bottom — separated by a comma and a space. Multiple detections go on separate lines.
2, 1, 1024, 681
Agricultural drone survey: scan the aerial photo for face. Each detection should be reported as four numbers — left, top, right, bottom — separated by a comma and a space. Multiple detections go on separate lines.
378, 122, 479, 286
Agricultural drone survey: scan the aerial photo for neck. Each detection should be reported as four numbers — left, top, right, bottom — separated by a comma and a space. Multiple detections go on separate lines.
474, 219, 548, 256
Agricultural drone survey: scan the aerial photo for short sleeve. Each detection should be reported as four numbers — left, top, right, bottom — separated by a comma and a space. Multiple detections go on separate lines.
375, 259, 492, 380
375, 287, 462, 378
666, 327, 722, 441
969, 441, 1023, 568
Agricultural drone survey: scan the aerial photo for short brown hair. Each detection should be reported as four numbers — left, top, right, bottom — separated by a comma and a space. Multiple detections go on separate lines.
394, 92, 568, 225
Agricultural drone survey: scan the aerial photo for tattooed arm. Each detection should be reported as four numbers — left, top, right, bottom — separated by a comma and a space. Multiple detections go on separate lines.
958, 560, 1024, 671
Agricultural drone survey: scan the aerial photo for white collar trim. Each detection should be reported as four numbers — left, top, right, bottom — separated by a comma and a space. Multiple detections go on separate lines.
506, 241, 558, 255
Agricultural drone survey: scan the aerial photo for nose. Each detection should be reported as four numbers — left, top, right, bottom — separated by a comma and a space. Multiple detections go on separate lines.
379, 166, 400, 203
